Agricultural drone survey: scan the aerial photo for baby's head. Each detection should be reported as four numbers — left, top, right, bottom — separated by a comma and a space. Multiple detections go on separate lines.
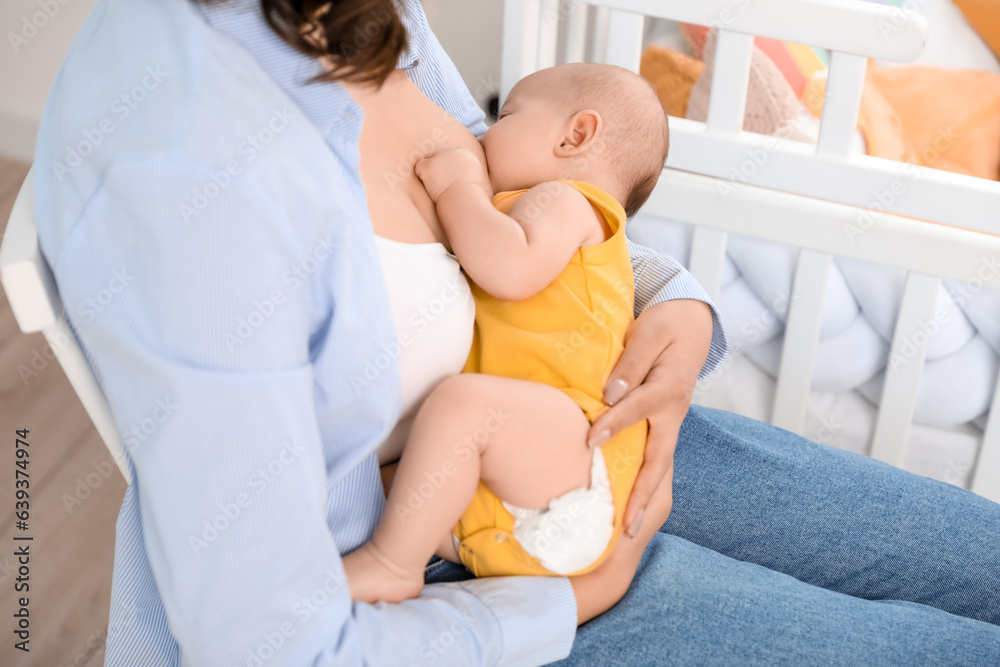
482, 63, 669, 217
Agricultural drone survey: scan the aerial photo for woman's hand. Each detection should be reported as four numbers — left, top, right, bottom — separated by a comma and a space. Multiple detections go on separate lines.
415, 147, 490, 201
588, 299, 713, 539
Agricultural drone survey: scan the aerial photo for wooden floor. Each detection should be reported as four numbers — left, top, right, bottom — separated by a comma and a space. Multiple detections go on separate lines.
0, 157, 124, 667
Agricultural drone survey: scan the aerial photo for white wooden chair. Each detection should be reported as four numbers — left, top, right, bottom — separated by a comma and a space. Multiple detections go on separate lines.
502, 0, 1000, 502
0, 167, 131, 483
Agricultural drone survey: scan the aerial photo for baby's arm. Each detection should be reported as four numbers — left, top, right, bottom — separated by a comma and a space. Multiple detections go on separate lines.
415, 148, 605, 301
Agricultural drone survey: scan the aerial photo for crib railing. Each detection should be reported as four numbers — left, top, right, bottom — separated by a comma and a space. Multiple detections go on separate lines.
501, 0, 1000, 502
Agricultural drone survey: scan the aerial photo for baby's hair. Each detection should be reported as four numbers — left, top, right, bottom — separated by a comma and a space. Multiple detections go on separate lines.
556, 64, 670, 217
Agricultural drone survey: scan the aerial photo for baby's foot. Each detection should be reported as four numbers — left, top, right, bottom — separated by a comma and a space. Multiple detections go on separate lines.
342, 541, 425, 603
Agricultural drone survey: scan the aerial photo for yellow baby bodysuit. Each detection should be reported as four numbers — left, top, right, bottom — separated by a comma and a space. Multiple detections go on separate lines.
452, 180, 648, 577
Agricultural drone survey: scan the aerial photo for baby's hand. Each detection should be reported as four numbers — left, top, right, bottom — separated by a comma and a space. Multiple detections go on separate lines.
415, 147, 488, 202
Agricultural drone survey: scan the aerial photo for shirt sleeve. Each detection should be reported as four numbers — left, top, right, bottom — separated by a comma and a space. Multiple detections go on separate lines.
627, 239, 730, 379
69, 157, 575, 667
356, 578, 577, 666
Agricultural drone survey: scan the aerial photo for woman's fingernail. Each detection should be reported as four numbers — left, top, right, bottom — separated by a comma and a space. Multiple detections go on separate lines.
626, 509, 645, 538
588, 429, 610, 449
604, 378, 629, 406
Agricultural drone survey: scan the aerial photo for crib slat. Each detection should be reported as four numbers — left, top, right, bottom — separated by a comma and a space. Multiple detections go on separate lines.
770, 49, 864, 435
772, 249, 832, 432
687, 227, 728, 302
970, 372, 1000, 503
870, 272, 942, 466
705, 31, 755, 135
603, 9, 645, 71
816, 51, 868, 156
589, 5, 610, 64
537, 0, 560, 70
563, 1, 589, 64
501, 0, 541, 103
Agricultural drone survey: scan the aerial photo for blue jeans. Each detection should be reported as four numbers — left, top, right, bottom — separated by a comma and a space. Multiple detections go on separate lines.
425, 406, 1000, 665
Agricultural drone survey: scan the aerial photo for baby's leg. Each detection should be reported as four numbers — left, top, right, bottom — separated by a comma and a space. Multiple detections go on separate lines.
343, 374, 594, 602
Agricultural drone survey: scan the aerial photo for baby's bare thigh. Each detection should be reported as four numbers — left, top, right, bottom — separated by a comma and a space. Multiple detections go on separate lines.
420, 373, 594, 509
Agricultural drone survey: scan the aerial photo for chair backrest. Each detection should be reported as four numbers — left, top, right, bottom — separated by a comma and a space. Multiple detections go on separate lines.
502, 0, 1000, 502
0, 168, 131, 483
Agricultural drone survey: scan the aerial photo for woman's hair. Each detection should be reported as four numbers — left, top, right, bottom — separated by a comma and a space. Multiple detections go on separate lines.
195, 0, 408, 86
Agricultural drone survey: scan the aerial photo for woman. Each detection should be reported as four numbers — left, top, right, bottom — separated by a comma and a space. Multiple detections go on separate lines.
33, 0, 1000, 664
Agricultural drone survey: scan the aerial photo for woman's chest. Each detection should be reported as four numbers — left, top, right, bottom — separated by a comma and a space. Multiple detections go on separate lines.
346, 71, 486, 247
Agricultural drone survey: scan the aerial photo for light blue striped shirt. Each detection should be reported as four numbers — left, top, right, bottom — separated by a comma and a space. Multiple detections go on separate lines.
33, 0, 727, 664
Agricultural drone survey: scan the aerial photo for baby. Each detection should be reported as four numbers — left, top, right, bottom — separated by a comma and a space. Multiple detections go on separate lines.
343, 63, 670, 602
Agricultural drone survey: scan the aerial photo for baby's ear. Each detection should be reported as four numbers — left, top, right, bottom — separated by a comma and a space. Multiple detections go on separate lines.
556, 110, 601, 156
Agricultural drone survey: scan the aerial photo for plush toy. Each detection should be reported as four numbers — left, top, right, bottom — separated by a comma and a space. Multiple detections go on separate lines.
640, 27, 1000, 181
683, 30, 817, 143
805, 65, 1000, 179
638, 44, 702, 118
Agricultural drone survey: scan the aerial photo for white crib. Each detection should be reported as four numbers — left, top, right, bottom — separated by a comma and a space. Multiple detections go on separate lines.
500, 0, 1000, 502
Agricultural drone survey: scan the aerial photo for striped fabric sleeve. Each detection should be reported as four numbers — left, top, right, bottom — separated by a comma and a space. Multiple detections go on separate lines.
627, 239, 729, 379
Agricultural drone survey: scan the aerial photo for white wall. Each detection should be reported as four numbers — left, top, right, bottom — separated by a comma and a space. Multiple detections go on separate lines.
0, 0, 101, 161
0, 0, 499, 162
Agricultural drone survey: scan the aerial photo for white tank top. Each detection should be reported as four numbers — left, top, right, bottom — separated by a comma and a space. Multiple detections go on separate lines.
374, 235, 476, 464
